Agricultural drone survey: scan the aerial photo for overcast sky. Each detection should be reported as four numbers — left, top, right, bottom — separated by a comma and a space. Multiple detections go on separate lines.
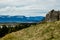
0, 0, 60, 16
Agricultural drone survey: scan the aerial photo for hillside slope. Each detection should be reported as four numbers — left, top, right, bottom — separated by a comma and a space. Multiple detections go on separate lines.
1, 21, 60, 40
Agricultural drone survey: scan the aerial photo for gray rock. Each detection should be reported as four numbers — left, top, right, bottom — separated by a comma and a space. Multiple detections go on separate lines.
46, 9, 60, 22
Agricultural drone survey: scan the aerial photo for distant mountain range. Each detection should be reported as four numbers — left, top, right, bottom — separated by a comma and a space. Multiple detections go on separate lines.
0, 15, 45, 23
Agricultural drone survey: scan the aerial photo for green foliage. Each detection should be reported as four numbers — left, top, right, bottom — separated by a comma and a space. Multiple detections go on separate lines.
0, 23, 36, 37
1, 21, 60, 40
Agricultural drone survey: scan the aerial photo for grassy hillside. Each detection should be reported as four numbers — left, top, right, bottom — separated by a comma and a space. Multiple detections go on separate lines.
0, 21, 60, 40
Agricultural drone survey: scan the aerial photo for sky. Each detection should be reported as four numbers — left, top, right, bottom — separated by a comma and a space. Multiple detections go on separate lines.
0, 0, 60, 16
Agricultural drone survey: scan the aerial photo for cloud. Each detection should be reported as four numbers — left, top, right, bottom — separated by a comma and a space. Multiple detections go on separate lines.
0, 0, 60, 16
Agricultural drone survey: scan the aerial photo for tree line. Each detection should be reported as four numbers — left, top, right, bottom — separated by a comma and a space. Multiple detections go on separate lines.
0, 23, 37, 37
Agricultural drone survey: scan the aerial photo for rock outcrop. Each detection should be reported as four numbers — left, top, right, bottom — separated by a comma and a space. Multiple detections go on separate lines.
46, 9, 60, 22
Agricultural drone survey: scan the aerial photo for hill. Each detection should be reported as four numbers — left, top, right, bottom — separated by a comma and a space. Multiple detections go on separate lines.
0, 15, 45, 23
0, 21, 60, 40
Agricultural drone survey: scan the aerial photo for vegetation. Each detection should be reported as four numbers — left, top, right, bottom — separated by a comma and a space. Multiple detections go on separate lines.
0, 23, 36, 37
0, 21, 60, 40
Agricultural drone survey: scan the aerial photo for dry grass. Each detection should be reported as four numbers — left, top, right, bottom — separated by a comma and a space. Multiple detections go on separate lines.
0, 21, 60, 40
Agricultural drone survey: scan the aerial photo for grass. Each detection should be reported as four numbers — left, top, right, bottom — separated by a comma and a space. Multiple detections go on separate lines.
0, 21, 60, 40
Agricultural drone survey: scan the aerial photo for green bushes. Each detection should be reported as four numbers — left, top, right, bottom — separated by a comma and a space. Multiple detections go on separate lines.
0, 23, 37, 37
0, 25, 8, 37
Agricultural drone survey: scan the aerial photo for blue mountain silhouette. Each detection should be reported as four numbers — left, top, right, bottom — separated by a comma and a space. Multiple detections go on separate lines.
0, 15, 45, 23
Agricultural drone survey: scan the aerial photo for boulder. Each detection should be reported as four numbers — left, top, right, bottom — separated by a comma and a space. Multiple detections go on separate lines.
46, 9, 60, 22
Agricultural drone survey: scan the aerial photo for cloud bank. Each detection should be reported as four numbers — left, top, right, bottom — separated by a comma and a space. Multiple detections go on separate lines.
0, 0, 60, 16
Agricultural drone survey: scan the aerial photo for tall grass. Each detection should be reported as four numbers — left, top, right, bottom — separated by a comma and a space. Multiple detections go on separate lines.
1, 21, 60, 40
